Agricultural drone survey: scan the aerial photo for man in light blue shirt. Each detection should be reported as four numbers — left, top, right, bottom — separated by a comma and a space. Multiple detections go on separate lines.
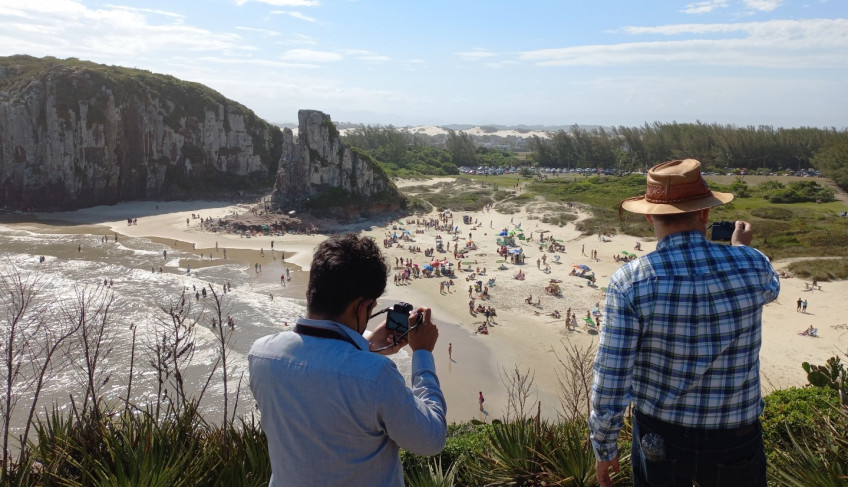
249, 234, 446, 486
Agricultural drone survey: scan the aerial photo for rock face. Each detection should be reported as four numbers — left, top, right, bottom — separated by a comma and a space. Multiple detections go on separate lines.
270, 109, 399, 215
0, 55, 282, 210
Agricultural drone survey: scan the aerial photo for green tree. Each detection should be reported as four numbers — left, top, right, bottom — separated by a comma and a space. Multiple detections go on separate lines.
446, 130, 477, 166
812, 134, 848, 191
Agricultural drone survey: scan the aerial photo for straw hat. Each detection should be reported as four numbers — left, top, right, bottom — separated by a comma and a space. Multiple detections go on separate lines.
620, 159, 733, 215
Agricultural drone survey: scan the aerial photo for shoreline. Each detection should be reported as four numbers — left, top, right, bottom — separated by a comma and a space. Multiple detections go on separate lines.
6, 189, 848, 422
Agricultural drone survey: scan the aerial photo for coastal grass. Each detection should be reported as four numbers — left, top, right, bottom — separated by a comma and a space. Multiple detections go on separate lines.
457, 174, 848, 277
405, 178, 500, 212
9, 388, 841, 486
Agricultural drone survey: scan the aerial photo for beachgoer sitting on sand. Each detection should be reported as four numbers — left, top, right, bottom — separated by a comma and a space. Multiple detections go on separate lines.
798, 325, 817, 336
514, 270, 525, 280
525, 294, 532, 304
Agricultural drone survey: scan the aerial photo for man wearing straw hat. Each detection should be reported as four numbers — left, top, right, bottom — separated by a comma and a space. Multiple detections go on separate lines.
589, 159, 780, 487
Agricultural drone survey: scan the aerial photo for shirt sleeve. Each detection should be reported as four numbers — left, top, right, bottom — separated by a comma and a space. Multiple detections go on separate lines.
374, 350, 447, 456
589, 279, 640, 462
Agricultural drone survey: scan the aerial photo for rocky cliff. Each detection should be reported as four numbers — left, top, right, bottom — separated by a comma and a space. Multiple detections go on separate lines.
0, 55, 282, 210
270, 109, 400, 216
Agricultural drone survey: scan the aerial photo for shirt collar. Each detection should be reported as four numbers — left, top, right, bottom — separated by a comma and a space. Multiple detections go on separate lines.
656, 230, 706, 250
295, 317, 370, 350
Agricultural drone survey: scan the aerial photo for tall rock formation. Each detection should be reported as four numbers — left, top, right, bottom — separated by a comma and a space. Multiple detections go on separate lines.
0, 55, 282, 210
270, 110, 400, 216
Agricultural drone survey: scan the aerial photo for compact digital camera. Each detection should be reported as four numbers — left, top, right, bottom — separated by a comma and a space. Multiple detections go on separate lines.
386, 302, 415, 334
711, 221, 735, 241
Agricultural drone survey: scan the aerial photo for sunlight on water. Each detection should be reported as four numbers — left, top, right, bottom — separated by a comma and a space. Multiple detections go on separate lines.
0, 225, 413, 434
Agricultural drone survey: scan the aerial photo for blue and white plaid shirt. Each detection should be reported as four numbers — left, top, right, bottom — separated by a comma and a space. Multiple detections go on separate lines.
589, 231, 780, 462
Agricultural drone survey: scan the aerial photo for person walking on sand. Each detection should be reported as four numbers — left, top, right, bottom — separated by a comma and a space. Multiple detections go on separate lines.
802, 299, 808, 313
796, 297, 802, 312
448, 343, 452, 361
478, 391, 485, 411
590, 159, 779, 487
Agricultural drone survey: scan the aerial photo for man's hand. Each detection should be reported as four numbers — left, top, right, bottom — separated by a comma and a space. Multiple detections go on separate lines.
408, 307, 438, 352
595, 457, 620, 487
731, 220, 753, 246
367, 321, 408, 356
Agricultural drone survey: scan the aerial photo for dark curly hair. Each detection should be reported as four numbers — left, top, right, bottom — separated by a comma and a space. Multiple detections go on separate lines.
306, 234, 389, 317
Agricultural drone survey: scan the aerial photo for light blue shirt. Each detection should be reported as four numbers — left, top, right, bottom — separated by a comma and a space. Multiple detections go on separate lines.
248, 318, 447, 486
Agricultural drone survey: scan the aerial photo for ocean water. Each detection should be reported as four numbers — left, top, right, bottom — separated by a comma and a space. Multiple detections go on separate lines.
0, 224, 412, 438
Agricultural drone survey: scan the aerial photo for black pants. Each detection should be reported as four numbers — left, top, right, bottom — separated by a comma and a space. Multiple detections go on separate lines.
631, 411, 766, 487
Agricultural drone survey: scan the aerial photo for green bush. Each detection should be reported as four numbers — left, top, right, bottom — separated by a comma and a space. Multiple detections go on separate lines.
761, 386, 840, 456
750, 207, 794, 220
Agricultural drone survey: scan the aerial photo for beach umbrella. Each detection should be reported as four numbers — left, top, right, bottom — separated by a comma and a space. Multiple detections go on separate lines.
499, 230, 508, 236
584, 317, 596, 326
431, 261, 441, 267
424, 265, 433, 271
509, 248, 522, 254
577, 264, 591, 271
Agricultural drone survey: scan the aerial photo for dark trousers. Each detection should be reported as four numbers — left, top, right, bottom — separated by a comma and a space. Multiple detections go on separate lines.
631, 411, 766, 487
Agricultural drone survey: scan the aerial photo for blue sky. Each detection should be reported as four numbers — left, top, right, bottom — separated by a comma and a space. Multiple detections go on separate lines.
0, 0, 846, 128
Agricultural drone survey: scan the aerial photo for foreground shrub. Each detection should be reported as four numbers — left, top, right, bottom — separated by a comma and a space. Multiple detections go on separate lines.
769, 405, 848, 486
761, 387, 840, 460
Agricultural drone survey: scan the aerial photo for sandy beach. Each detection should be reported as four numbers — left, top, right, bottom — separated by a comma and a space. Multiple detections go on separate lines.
20, 180, 848, 423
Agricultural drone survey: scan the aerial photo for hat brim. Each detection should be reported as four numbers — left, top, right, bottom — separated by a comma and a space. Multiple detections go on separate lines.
620, 191, 734, 215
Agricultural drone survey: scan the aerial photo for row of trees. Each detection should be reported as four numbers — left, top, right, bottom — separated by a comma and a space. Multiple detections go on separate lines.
341, 122, 848, 190
342, 126, 518, 177
529, 122, 843, 173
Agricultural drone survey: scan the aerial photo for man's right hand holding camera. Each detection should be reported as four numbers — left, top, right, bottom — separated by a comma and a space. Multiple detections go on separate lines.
731, 220, 754, 247
408, 307, 438, 352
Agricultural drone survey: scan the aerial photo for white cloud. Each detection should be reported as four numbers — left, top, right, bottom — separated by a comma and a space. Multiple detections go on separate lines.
743, 0, 784, 11
102, 4, 185, 20
341, 49, 390, 63
236, 26, 281, 36
236, 0, 319, 6
682, 0, 730, 14
280, 48, 342, 62
270, 10, 317, 22
286, 33, 317, 45
176, 55, 317, 70
454, 48, 496, 61
0, 1, 246, 60
521, 19, 848, 68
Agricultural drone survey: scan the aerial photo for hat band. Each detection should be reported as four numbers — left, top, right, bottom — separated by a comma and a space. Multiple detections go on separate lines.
644, 178, 712, 204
